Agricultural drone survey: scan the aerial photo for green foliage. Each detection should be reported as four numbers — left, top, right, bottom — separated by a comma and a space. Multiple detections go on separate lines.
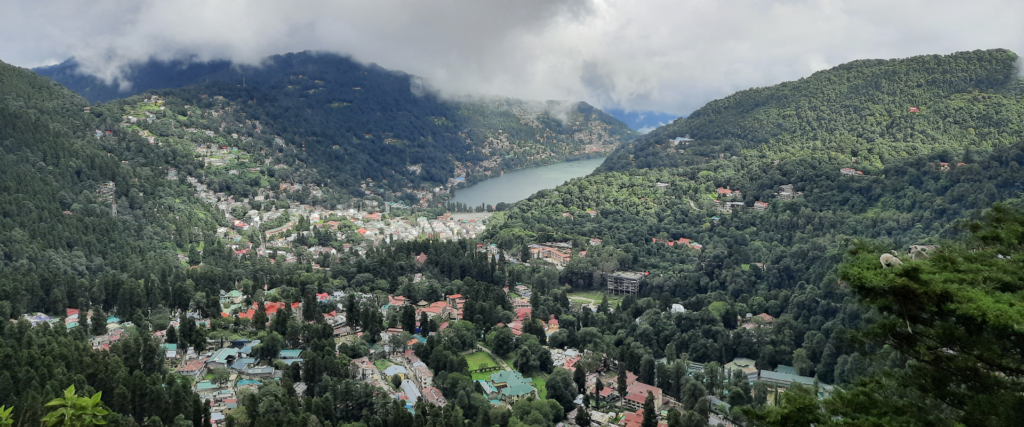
836, 203, 1024, 425
41, 386, 110, 427
0, 405, 12, 427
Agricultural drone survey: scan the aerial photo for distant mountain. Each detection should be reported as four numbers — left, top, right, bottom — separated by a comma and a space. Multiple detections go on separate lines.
34, 57, 233, 103
38, 52, 637, 195
600, 48, 1024, 173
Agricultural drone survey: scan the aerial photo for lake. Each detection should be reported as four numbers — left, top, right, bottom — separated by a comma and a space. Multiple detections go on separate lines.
450, 157, 606, 207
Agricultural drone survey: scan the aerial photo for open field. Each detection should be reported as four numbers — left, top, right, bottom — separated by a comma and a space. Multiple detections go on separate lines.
530, 375, 547, 399
466, 351, 499, 371
566, 290, 623, 306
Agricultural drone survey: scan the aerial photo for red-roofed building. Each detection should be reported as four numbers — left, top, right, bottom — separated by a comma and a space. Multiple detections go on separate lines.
422, 386, 446, 407
390, 295, 410, 306
415, 252, 428, 264
365, 212, 382, 221
507, 321, 524, 336
908, 106, 920, 113
357, 228, 368, 235
620, 409, 667, 427
623, 375, 663, 412
316, 293, 329, 302
516, 307, 532, 321
66, 308, 80, 317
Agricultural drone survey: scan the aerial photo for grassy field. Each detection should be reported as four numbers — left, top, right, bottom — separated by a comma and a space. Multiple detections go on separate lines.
566, 290, 623, 306
530, 375, 548, 399
465, 351, 499, 371
373, 359, 393, 372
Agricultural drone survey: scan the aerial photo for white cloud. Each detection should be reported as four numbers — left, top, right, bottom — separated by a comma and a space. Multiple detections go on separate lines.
2, 0, 1023, 115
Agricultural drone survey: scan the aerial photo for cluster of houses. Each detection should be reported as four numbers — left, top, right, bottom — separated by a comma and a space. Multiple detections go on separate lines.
117, 100, 492, 271
651, 237, 703, 250
353, 347, 446, 409
167, 339, 300, 426
528, 243, 573, 266
713, 187, 769, 213
382, 293, 466, 326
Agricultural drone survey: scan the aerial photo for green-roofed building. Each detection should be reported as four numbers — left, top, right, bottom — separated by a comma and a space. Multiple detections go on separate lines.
278, 349, 303, 359
486, 370, 537, 404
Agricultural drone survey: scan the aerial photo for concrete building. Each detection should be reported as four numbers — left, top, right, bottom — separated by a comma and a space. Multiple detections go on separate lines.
607, 271, 644, 296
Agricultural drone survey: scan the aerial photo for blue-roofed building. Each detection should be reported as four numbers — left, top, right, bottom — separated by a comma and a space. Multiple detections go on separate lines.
231, 357, 255, 370
208, 348, 239, 369
384, 365, 408, 379
401, 380, 421, 403
106, 316, 120, 324
239, 339, 260, 357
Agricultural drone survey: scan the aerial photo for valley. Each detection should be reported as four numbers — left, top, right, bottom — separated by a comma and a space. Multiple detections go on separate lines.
0, 47, 1022, 427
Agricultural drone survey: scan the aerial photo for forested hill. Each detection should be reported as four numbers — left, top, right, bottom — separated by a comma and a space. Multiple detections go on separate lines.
34, 57, 233, 103
0, 59, 222, 426
599, 48, 1024, 173
37, 52, 637, 194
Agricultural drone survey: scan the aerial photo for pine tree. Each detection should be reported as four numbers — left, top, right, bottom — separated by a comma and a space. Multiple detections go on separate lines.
91, 308, 107, 336
574, 365, 587, 393
640, 392, 657, 427
575, 405, 592, 427
618, 362, 628, 405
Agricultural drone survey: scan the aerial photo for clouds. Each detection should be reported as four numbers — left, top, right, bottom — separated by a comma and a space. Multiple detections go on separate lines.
3, 0, 1023, 116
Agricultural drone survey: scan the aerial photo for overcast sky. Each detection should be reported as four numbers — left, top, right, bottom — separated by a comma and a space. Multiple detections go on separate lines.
3, 0, 1023, 117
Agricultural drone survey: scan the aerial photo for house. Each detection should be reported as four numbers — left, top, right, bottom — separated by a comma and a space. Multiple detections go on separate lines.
528, 244, 572, 266
624, 380, 663, 412
478, 380, 500, 400
724, 357, 759, 382
421, 386, 446, 407
176, 359, 207, 378
208, 348, 239, 369
401, 380, 422, 403
230, 358, 256, 371
840, 168, 864, 176
353, 357, 376, 381
384, 365, 408, 380
415, 252, 428, 264
487, 370, 537, 404
278, 349, 303, 359
589, 238, 603, 246
412, 363, 434, 388
753, 201, 769, 211
220, 290, 244, 305
716, 187, 742, 199
620, 409, 667, 427
908, 106, 920, 113
163, 343, 178, 359
758, 366, 835, 397
238, 340, 261, 357
545, 314, 559, 336
671, 304, 685, 313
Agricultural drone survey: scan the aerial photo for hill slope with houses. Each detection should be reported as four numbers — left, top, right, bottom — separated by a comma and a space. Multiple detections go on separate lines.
37, 52, 638, 198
